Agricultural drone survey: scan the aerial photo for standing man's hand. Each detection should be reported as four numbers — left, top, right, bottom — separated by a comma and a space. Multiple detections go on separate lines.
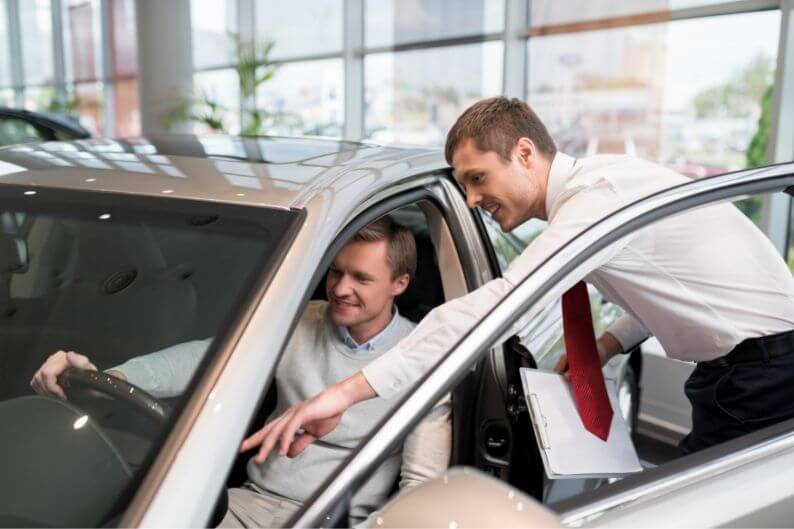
554, 331, 623, 377
30, 350, 98, 400
240, 371, 376, 462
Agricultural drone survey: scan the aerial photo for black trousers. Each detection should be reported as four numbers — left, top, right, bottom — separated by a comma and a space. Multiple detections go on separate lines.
679, 349, 794, 454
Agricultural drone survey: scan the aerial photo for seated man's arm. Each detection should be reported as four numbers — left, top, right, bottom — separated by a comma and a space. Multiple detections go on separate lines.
353, 395, 452, 528
111, 338, 211, 398
398, 393, 452, 489
31, 338, 212, 400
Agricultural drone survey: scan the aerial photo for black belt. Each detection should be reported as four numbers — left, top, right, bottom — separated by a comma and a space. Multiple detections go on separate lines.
702, 329, 794, 367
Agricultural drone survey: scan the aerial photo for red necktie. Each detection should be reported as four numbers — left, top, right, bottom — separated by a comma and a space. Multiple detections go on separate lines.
562, 281, 613, 441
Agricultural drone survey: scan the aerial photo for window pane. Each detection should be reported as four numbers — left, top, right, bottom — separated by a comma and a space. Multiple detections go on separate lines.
365, 42, 503, 145
256, 58, 343, 137
256, 0, 342, 59
110, 0, 137, 77
531, 0, 755, 28
0, 89, 13, 106
0, 0, 13, 87
528, 11, 780, 182
191, 0, 237, 69
72, 82, 104, 135
20, 0, 55, 85
193, 69, 240, 134
23, 86, 55, 111
114, 79, 140, 137
365, 0, 504, 48
63, 0, 102, 82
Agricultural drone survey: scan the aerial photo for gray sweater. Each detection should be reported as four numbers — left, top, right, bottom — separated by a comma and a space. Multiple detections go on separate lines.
114, 300, 451, 522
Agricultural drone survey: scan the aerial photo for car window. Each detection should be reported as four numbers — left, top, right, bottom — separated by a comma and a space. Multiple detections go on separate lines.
239, 200, 456, 528
0, 117, 42, 146
480, 211, 624, 368
481, 212, 547, 271
0, 189, 297, 527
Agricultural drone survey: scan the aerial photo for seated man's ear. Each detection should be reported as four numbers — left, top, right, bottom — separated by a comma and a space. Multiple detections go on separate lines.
391, 273, 410, 297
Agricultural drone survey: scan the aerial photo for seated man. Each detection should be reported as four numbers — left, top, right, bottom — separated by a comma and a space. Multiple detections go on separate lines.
31, 216, 452, 527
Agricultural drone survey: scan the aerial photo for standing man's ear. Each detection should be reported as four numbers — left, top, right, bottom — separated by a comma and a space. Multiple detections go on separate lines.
391, 273, 410, 297
514, 137, 538, 168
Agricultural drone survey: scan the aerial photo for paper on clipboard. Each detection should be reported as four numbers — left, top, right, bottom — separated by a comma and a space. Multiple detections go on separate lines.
519, 367, 642, 479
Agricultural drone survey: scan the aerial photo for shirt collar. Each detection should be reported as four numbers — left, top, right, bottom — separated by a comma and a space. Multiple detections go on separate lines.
545, 151, 577, 220
338, 305, 401, 352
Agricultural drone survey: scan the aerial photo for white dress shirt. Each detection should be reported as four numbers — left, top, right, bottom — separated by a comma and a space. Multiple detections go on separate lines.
363, 152, 794, 398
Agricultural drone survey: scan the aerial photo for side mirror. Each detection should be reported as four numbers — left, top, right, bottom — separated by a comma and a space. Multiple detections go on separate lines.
375, 467, 561, 528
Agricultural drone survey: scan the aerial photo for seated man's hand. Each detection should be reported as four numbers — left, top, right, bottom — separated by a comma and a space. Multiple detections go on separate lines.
30, 350, 98, 400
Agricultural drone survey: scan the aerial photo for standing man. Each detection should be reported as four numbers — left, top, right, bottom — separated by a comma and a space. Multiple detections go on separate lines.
250, 97, 794, 461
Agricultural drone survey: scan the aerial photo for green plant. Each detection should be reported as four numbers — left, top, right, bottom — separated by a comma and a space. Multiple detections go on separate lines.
160, 92, 228, 133
735, 84, 773, 225
162, 33, 278, 135
232, 33, 278, 135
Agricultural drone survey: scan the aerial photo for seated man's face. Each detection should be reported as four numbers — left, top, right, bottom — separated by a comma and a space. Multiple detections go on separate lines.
326, 239, 409, 329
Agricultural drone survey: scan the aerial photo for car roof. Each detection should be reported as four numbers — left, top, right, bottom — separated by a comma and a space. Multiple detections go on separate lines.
0, 134, 447, 210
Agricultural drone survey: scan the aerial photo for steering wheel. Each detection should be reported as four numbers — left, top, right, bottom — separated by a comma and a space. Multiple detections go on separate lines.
57, 368, 168, 424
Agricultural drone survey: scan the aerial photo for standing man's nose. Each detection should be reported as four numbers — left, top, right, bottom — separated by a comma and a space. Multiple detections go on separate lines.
466, 190, 482, 209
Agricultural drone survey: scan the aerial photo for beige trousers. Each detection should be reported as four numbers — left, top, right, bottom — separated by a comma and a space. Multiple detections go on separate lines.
219, 484, 302, 528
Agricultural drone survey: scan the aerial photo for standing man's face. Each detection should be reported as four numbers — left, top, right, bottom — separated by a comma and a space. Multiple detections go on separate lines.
326, 239, 409, 334
452, 138, 549, 231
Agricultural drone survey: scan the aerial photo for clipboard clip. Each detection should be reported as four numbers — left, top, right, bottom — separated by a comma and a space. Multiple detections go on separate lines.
528, 393, 552, 450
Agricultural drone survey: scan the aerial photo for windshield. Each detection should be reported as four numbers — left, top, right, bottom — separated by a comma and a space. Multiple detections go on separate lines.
0, 186, 297, 527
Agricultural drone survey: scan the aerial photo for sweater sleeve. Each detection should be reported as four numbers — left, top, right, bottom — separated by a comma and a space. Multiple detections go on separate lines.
111, 338, 212, 398
398, 393, 452, 489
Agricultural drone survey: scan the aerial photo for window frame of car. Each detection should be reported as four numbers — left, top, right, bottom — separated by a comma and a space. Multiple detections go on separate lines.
217, 172, 486, 526
290, 162, 794, 528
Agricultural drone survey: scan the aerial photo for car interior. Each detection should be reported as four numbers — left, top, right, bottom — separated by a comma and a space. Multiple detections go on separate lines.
223, 201, 466, 484
0, 202, 287, 527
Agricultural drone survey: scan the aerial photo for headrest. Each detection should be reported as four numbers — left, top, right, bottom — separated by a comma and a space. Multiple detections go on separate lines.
398, 231, 444, 323
0, 233, 28, 273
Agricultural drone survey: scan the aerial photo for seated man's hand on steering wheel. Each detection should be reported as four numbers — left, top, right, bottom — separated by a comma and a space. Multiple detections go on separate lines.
30, 350, 100, 400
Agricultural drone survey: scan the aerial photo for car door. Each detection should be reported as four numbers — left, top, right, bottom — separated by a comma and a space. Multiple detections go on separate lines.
289, 162, 794, 528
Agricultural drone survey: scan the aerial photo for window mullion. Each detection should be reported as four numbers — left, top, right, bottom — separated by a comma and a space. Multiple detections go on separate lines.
7, 0, 24, 106
761, 0, 794, 254
343, 0, 364, 140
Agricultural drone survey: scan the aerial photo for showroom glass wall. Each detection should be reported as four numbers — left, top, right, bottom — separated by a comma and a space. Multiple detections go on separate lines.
1, 0, 139, 136
2, 0, 794, 257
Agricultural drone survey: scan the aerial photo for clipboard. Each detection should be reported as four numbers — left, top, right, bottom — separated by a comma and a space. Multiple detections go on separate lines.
519, 367, 643, 479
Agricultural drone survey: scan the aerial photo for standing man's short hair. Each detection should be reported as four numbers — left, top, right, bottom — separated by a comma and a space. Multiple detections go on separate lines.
445, 97, 557, 165
353, 216, 417, 280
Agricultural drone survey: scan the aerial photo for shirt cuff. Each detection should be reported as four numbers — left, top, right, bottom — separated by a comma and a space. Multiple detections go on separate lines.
606, 314, 650, 352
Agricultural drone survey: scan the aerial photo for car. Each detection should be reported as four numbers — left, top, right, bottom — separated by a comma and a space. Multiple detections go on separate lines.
0, 134, 643, 527
0, 107, 91, 146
